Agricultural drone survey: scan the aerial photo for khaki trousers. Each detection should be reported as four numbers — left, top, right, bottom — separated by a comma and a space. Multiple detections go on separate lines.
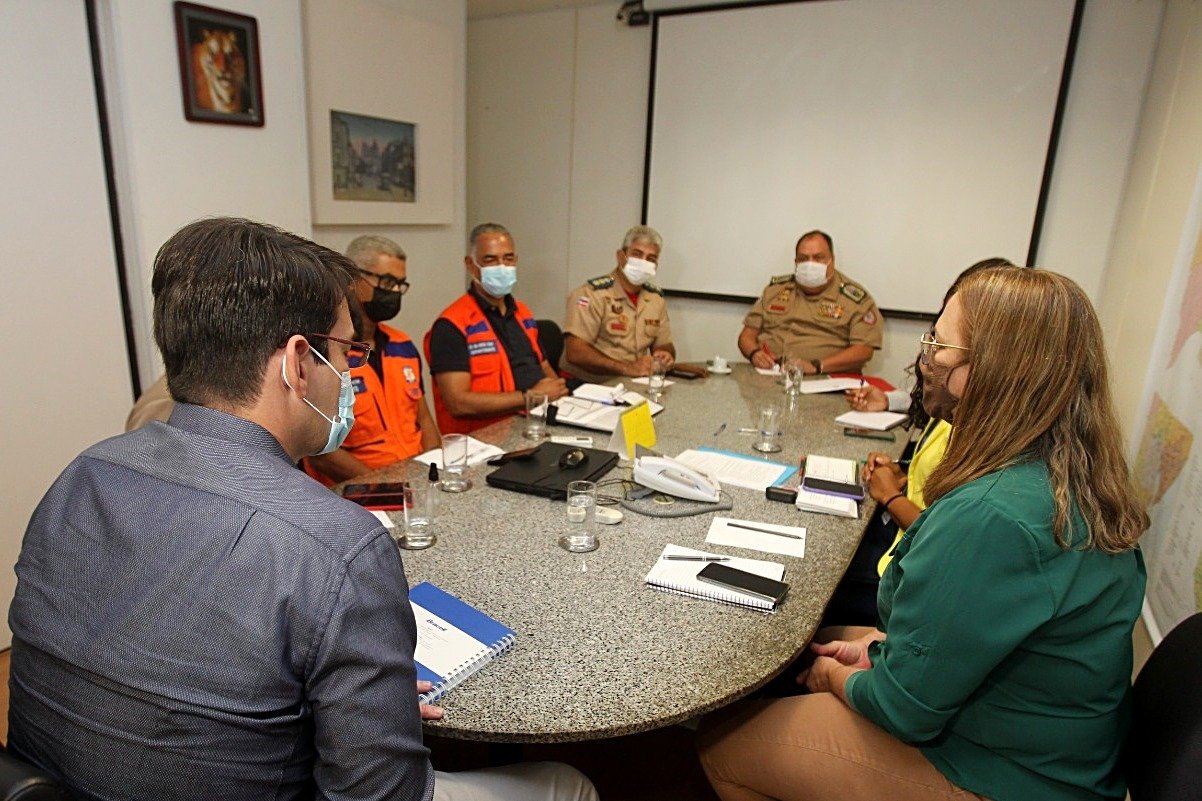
697, 693, 990, 801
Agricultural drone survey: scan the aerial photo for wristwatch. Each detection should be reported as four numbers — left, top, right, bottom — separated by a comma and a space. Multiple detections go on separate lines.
810, 358, 823, 374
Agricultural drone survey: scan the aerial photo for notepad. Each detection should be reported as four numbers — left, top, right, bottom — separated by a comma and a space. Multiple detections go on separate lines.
409, 582, 516, 704
794, 487, 859, 518
644, 544, 787, 611
553, 390, 664, 432
835, 410, 908, 430
674, 448, 798, 491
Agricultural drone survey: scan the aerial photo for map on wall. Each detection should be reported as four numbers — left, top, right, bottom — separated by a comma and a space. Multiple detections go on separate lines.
1133, 177, 1202, 636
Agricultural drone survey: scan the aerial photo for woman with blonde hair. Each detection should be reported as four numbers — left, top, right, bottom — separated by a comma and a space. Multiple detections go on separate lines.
699, 267, 1148, 801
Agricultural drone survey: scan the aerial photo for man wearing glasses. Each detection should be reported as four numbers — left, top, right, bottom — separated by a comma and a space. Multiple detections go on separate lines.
305, 235, 441, 484
9, 218, 596, 801
737, 229, 882, 375
425, 223, 569, 434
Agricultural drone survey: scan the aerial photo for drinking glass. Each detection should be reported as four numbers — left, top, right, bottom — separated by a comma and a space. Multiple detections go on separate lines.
395, 483, 436, 550
524, 392, 549, 440
440, 433, 473, 492
558, 480, 599, 552
753, 405, 782, 453
648, 360, 668, 402
783, 361, 804, 396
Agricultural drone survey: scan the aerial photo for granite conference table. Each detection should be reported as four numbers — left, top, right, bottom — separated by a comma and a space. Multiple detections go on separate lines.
350, 365, 889, 743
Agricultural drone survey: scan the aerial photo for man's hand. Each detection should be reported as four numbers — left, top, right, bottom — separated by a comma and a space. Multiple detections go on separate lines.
416, 680, 444, 721
845, 384, 887, 411
529, 376, 569, 401
627, 354, 656, 377
750, 349, 776, 370
652, 350, 675, 371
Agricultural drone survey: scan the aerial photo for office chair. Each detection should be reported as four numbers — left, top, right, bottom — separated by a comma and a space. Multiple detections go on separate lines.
1127, 611, 1202, 800
0, 748, 70, 801
536, 319, 564, 371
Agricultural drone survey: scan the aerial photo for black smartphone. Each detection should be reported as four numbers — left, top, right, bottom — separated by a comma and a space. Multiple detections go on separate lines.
697, 563, 790, 605
844, 427, 896, 441
342, 482, 409, 509
801, 476, 865, 501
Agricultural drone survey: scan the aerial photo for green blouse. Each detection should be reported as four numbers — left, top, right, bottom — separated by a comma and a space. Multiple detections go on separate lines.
846, 461, 1145, 801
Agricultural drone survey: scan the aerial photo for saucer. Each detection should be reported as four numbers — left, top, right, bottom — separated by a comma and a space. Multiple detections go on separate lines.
707, 364, 733, 375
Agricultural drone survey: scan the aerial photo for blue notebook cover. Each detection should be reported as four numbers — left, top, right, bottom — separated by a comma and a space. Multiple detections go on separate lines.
408, 582, 516, 703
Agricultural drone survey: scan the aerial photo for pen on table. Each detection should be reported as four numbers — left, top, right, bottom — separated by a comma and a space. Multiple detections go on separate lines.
726, 522, 803, 540
663, 555, 730, 562
713, 423, 727, 437
737, 427, 758, 434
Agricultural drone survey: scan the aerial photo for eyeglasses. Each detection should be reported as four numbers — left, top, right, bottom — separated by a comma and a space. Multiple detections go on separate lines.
918, 332, 969, 365
307, 333, 372, 365
352, 267, 410, 294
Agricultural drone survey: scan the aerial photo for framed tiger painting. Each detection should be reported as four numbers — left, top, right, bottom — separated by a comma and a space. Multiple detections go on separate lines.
174, 2, 264, 126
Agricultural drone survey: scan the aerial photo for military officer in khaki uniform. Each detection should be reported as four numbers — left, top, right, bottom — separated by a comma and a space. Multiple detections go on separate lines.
738, 230, 882, 375
563, 225, 676, 380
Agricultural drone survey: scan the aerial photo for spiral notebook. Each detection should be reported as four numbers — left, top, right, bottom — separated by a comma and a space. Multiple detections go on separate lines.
644, 544, 787, 611
409, 582, 516, 704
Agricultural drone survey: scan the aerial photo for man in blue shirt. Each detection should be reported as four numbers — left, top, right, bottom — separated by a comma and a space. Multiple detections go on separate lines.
8, 218, 594, 801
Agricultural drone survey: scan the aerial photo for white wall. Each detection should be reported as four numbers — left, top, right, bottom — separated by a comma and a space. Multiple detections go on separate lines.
310, 0, 468, 351
0, 0, 134, 645
467, 1, 1161, 390
97, 0, 313, 388
1102, 0, 1202, 438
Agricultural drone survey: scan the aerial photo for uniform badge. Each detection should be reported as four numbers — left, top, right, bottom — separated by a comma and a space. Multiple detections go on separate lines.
767, 291, 790, 313
351, 377, 368, 394
863, 310, 877, 325
611, 303, 623, 315
818, 300, 844, 319
576, 296, 590, 308
403, 366, 417, 383
840, 283, 866, 303
613, 313, 629, 332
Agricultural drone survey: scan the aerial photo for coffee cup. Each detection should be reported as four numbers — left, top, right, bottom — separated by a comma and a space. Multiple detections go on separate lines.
711, 355, 728, 371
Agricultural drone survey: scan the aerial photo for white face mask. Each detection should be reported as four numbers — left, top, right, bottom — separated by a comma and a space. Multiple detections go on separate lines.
794, 260, 829, 288
622, 256, 657, 287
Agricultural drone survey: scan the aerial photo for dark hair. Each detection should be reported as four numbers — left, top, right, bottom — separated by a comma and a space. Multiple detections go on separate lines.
153, 217, 354, 407
794, 230, 834, 256
906, 257, 1015, 428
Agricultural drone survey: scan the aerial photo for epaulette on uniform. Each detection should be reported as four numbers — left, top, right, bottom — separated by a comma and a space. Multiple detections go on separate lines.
588, 275, 615, 289
642, 281, 663, 295
839, 282, 866, 303
769, 273, 793, 285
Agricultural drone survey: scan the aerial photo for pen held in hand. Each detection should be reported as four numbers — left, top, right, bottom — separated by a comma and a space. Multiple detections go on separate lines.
726, 522, 803, 540
663, 555, 730, 562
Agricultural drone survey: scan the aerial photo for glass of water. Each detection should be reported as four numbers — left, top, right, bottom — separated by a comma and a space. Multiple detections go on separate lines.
440, 433, 473, 493
524, 392, 549, 440
783, 361, 804, 397
647, 360, 668, 402
395, 483, 436, 550
558, 480, 599, 553
753, 405, 783, 453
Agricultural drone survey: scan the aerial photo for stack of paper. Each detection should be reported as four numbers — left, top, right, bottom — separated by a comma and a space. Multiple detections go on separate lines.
795, 488, 858, 518
835, 410, 908, 430
553, 385, 664, 432
673, 448, 798, 492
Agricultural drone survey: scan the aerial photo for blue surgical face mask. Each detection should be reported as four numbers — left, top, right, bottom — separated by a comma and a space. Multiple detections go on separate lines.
475, 259, 518, 297
281, 346, 355, 455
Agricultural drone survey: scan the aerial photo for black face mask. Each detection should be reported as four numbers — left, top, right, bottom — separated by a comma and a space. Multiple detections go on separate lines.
362, 286, 402, 322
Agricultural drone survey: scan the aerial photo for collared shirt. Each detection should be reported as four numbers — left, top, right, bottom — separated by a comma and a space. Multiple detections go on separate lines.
743, 270, 883, 362
8, 404, 433, 801
427, 285, 545, 390
563, 271, 672, 377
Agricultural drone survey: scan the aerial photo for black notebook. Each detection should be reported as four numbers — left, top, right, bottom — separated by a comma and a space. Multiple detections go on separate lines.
485, 442, 618, 499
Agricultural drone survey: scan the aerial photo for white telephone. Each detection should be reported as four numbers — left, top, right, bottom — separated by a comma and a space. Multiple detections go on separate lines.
632, 453, 722, 503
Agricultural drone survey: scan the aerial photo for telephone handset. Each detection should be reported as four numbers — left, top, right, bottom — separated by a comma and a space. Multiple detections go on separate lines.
631, 455, 722, 503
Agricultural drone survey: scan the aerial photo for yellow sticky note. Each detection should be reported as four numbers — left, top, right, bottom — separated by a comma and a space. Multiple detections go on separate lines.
619, 402, 656, 458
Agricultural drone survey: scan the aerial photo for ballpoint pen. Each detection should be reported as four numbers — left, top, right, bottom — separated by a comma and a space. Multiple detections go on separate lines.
726, 522, 803, 540
663, 555, 730, 562
713, 423, 727, 437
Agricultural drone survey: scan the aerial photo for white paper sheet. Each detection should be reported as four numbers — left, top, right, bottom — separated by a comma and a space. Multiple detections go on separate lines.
674, 448, 797, 491
705, 516, 807, 558
413, 437, 505, 468
835, 410, 908, 430
797, 377, 864, 394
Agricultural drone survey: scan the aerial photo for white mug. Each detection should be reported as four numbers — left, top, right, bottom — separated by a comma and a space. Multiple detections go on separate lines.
711, 355, 728, 371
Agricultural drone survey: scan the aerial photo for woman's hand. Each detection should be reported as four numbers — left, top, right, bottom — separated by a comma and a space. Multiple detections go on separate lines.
844, 384, 887, 411
866, 463, 906, 504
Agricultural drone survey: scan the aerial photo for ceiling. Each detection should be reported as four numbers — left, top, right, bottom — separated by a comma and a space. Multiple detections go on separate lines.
466, 0, 613, 20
